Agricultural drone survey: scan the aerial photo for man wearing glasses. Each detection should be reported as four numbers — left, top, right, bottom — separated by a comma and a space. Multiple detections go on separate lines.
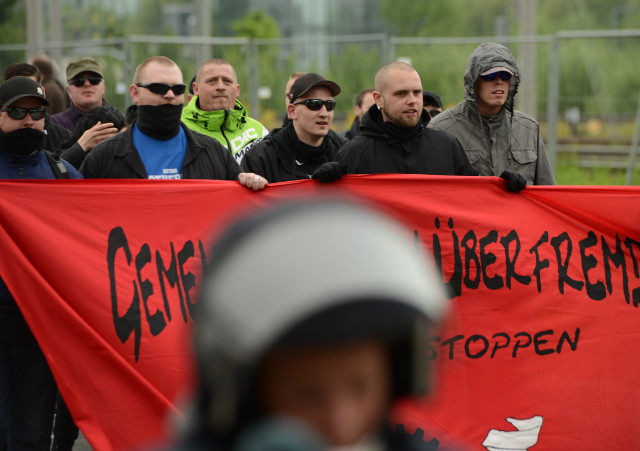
429, 42, 555, 185
242, 72, 347, 183
0, 76, 82, 451
181, 58, 269, 164
81, 56, 266, 190
50, 57, 107, 132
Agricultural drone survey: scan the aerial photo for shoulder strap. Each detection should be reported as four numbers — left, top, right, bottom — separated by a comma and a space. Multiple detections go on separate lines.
44, 151, 70, 179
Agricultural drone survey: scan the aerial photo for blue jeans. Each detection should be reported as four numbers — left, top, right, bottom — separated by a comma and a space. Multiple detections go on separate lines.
0, 338, 57, 451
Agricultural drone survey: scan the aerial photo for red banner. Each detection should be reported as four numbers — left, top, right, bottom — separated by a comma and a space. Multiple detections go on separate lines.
0, 175, 638, 450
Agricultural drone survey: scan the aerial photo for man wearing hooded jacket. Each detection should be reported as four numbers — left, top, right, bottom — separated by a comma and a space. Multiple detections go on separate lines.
337, 62, 478, 177
429, 42, 555, 186
181, 59, 269, 165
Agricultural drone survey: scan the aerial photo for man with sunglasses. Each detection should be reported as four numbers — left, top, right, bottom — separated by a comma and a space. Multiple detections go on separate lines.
241, 72, 347, 183
51, 57, 109, 133
181, 59, 269, 164
81, 56, 266, 190
0, 76, 82, 451
429, 42, 555, 186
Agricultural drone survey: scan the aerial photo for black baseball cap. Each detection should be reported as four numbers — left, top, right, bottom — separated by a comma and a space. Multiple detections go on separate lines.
422, 91, 442, 108
0, 76, 49, 107
288, 73, 340, 103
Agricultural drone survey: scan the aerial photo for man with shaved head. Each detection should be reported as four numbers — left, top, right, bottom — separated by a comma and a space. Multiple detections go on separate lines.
81, 56, 267, 190
181, 58, 268, 164
337, 62, 478, 176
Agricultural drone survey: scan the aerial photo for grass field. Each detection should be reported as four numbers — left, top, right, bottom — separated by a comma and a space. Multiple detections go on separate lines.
555, 154, 640, 186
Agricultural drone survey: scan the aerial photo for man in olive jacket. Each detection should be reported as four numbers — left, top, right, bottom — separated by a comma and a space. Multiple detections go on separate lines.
429, 42, 555, 185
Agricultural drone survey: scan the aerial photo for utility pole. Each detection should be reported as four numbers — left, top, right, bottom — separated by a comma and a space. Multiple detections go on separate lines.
517, 0, 537, 118
26, 0, 45, 58
50, 0, 63, 63
196, 0, 212, 63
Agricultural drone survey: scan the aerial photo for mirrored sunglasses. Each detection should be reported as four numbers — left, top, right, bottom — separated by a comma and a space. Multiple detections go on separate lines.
136, 83, 186, 96
1, 107, 47, 120
480, 71, 512, 82
293, 99, 336, 111
70, 76, 103, 87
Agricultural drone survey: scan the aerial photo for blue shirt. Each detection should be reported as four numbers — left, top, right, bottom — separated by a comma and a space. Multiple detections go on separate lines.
132, 124, 187, 179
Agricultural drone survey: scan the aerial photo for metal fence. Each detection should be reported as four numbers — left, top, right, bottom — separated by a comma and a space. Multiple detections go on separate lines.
2, 31, 640, 182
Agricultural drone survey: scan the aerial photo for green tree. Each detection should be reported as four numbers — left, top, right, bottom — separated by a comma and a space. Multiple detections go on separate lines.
231, 10, 281, 112
231, 10, 280, 39
378, 0, 511, 37
0, 0, 25, 44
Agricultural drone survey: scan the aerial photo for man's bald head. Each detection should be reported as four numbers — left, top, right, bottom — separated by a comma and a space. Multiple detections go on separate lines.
374, 62, 417, 92
196, 59, 237, 84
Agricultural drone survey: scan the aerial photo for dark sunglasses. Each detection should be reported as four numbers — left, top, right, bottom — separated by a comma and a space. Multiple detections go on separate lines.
136, 83, 186, 96
428, 109, 441, 118
293, 99, 336, 111
480, 71, 512, 82
69, 76, 102, 87
1, 107, 47, 120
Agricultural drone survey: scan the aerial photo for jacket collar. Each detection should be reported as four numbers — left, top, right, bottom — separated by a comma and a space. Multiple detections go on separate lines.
182, 96, 247, 132
360, 105, 428, 140
116, 122, 203, 178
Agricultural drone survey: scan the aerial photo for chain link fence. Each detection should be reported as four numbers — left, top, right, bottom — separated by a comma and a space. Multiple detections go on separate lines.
2, 31, 640, 181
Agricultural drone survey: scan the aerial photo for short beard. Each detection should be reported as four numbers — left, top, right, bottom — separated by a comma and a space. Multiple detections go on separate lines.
381, 105, 420, 128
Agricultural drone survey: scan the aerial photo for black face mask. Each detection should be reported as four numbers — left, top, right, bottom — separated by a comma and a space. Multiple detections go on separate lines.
0, 128, 46, 156
136, 104, 183, 140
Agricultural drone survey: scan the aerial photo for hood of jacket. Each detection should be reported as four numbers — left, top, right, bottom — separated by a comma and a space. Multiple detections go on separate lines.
463, 42, 520, 114
182, 96, 249, 133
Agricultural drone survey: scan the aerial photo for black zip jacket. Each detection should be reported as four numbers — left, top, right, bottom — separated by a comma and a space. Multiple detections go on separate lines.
44, 114, 73, 155
241, 123, 347, 183
336, 105, 478, 176
81, 122, 241, 180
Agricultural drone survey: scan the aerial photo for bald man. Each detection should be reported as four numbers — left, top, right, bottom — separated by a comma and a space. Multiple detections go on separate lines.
337, 62, 478, 175
337, 62, 477, 176
82, 56, 266, 190
181, 58, 269, 164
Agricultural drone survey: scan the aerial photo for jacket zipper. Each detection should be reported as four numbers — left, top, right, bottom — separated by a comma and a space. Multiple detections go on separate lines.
220, 109, 232, 150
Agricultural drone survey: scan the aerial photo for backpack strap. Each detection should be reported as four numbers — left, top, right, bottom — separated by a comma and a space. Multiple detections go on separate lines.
44, 151, 70, 179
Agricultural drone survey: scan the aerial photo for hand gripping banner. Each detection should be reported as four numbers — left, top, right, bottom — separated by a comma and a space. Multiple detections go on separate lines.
0, 175, 638, 450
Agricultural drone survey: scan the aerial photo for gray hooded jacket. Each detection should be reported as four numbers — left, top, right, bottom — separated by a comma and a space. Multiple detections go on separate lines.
429, 42, 555, 185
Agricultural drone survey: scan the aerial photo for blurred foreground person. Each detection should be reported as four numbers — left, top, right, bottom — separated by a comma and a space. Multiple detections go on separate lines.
168, 198, 449, 450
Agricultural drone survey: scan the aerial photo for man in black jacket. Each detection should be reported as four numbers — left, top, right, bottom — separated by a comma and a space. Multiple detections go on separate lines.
81, 56, 266, 190
337, 62, 478, 177
242, 73, 347, 183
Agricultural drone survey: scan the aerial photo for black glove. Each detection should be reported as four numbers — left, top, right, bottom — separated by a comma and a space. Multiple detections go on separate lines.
500, 169, 527, 192
311, 161, 347, 183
